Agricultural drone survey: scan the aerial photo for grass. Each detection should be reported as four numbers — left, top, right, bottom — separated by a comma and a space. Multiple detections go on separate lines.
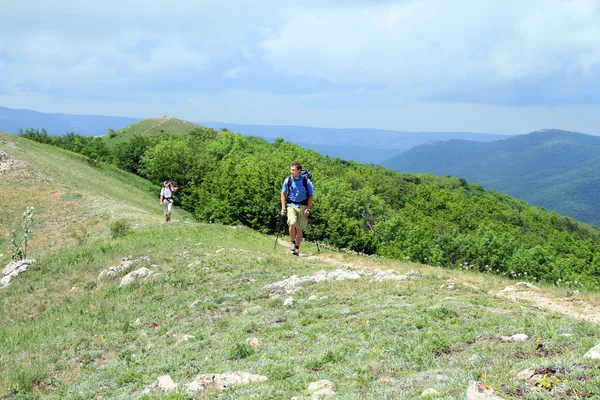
2, 132, 600, 399
1, 222, 600, 399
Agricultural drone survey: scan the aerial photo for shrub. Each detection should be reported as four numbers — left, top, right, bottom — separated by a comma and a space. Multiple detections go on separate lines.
109, 219, 132, 239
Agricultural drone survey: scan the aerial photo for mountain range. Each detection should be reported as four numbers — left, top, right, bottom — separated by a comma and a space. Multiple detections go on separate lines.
0, 106, 510, 164
382, 129, 600, 226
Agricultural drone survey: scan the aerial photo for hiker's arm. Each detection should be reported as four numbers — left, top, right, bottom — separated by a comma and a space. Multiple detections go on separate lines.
305, 195, 313, 215
280, 192, 287, 215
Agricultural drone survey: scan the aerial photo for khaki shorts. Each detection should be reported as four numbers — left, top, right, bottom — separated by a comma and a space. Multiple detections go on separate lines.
287, 204, 308, 231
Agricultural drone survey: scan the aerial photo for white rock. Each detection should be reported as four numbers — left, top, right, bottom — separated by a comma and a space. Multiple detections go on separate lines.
155, 374, 178, 392
1, 259, 35, 288
421, 388, 440, 396
186, 372, 267, 393
120, 267, 152, 286
3, 259, 35, 276
500, 333, 529, 342
583, 343, 600, 359
284, 297, 295, 307
312, 388, 336, 399
309, 295, 318, 301
466, 381, 503, 399
516, 368, 536, 381
308, 379, 334, 393
98, 256, 149, 280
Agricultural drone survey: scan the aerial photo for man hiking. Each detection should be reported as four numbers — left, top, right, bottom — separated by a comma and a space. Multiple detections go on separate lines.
281, 162, 314, 256
160, 180, 178, 222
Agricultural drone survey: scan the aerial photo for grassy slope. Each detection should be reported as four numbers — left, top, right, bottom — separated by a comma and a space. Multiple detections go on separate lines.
1, 133, 600, 399
0, 131, 168, 263
105, 117, 202, 147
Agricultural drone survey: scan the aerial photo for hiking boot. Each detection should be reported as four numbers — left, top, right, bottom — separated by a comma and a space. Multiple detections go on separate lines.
289, 242, 297, 252
292, 248, 299, 256
167, 212, 171, 222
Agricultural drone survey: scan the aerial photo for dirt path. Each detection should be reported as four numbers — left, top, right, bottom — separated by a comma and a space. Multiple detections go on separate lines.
494, 284, 600, 324
277, 239, 600, 324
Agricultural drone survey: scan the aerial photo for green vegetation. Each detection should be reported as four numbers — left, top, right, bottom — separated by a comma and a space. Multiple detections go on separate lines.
105, 116, 201, 147
381, 129, 600, 227
14, 126, 600, 288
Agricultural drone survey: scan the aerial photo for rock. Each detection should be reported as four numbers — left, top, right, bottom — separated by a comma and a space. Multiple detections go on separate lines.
98, 256, 150, 280
515, 282, 538, 289
284, 297, 295, 306
186, 372, 268, 393
500, 333, 529, 342
516, 368, 536, 382
153, 374, 178, 392
312, 388, 336, 399
3, 259, 35, 276
120, 267, 152, 286
583, 343, 600, 359
421, 388, 440, 396
466, 381, 503, 399
1, 259, 35, 288
309, 295, 318, 301
308, 379, 334, 393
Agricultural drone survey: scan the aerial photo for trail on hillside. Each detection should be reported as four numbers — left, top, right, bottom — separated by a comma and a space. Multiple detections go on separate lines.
276, 239, 600, 324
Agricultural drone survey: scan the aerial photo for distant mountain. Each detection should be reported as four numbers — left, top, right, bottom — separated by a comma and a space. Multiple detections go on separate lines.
0, 106, 140, 135
201, 122, 512, 164
382, 129, 600, 226
202, 122, 511, 150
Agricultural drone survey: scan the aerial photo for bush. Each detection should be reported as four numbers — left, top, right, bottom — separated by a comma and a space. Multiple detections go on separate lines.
109, 219, 132, 239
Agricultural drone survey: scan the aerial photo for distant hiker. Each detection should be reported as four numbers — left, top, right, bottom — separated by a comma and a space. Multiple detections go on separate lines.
281, 162, 314, 256
160, 180, 178, 222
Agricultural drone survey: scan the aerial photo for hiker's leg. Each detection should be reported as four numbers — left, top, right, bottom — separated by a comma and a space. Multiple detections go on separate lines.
164, 202, 169, 220
287, 205, 298, 242
295, 205, 308, 246
167, 201, 173, 221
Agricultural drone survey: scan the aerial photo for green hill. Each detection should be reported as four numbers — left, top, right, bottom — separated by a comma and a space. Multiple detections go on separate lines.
381, 129, 600, 226
105, 116, 202, 147
1, 130, 600, 399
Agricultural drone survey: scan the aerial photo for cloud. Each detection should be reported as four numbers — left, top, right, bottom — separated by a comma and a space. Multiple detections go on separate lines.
260, 0, 600, 104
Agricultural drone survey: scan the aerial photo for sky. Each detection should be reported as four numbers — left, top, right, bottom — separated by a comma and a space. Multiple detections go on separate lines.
1, 0, 600, 134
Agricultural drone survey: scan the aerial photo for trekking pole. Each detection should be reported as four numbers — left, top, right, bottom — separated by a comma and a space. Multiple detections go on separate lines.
273, 215, 284, 250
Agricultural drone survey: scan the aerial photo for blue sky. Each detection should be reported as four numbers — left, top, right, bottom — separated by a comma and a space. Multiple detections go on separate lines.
1, 0, 600, 134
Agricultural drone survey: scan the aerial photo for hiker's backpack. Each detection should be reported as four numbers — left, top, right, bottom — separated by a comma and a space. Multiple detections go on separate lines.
285, 169, 312, 205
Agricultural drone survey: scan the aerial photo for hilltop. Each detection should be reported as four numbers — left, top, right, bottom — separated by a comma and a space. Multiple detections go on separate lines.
1, 131, 600, 399
104, 116, 202, 146
382, 129, 600, 226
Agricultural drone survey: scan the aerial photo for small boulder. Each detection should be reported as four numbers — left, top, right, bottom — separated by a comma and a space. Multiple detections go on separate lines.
120, 267, 152, 286
421, 388, 440, 396
500, 333, 529, 342
312, 388, 336, 399
583, 343, 600, 359
308, 379, 334, 393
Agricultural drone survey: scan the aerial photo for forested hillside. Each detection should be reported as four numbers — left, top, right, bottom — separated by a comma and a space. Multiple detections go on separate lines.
17, 127, 600, 288
382, 129, 600, 227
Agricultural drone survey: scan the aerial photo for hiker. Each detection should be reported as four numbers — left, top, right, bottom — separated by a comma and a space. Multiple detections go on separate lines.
160, 180, 178, 222
281, 162, 314, 256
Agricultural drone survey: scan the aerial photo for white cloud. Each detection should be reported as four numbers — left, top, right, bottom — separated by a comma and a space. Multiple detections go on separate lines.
260, 0, 600, 95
